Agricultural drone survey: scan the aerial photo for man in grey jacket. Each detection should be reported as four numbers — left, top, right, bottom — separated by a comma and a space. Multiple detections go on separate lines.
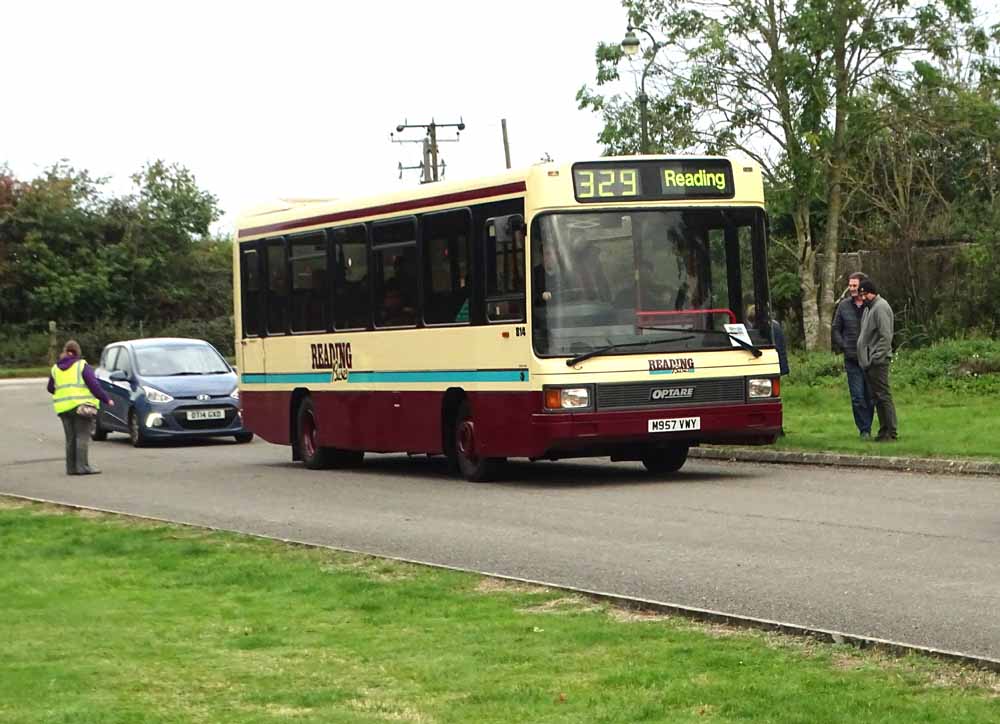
832, 272, 874, 438
856, 279, 898, 441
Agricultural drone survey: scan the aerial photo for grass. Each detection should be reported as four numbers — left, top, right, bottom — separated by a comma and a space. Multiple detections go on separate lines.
770, 340, 1000, 461
777, 385, 1000, 460
0, 366, 50, 379
1, 498, 998, 723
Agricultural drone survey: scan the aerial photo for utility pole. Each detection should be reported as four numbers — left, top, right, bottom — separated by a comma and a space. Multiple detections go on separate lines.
501, 118, 511, 169
391, 117, 465, 183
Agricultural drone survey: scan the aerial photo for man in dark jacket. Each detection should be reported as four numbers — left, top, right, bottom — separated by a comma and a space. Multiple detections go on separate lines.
832, 272, 874, 438
857, 279, 898, 441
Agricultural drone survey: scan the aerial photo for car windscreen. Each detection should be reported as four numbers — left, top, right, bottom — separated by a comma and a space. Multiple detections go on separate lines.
134, 345, 230, 376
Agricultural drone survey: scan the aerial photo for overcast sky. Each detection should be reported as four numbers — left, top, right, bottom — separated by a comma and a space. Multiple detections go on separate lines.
4, 0, 628, 231
5, 1, 996, 234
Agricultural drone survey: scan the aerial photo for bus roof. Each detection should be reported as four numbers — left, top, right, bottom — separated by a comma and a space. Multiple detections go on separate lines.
235, 155, 762, 241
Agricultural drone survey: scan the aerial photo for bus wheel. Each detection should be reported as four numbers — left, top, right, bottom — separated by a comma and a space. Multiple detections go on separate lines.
296, 398, 332, 469
296, 397, 363, 469
451, 399, 502, 482
641, 445, 689, 475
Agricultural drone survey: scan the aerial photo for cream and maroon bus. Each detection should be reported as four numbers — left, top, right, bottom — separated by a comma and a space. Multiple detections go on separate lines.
234, 156, 782, 481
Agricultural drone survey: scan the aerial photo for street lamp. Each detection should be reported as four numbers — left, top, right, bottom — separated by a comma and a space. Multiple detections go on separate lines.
621, 24, 663, 154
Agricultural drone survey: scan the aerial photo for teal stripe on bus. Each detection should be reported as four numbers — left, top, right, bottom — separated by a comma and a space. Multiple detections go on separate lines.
348, 370, 528, 383
241, 373, 331, 384
241, 370, 529, 385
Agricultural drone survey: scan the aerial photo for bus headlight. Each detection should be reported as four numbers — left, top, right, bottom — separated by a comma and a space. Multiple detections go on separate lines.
544, 386, 591, 410
748, 378, 778, 398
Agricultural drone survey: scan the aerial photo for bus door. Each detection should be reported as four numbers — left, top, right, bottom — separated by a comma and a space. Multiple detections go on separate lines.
238, 245, 266, 378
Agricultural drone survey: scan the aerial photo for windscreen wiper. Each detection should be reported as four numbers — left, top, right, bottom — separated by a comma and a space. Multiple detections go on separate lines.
637, 326, 763, 358
566, 335, 695, 367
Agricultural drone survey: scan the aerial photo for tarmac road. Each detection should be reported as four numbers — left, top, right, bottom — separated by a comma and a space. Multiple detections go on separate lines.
3, 378, 999, 660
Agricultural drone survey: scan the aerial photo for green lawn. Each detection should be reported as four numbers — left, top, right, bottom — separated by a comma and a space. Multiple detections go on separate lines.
2, 499, 998, 723
0, 366, 50, 379
777, 383, 1000, 460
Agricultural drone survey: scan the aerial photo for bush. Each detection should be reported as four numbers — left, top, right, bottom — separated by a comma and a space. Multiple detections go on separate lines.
0, 323, 53, 367
787, 338, 1000, 393
0, 317, 236, 366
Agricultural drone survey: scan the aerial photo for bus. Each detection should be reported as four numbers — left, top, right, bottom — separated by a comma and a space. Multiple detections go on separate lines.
233, 155, 782, 481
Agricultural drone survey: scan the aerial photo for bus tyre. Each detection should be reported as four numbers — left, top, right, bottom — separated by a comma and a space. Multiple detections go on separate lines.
641, 445, 689, 475
451, 399, 503, 482
297, 397, 333, 469
296, 398, 363, 469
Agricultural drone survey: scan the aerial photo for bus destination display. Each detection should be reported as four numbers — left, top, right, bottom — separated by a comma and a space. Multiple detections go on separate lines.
572, 160, 734, 202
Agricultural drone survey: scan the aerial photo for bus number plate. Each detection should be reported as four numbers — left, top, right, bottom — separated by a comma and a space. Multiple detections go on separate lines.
648, 417, 700, 433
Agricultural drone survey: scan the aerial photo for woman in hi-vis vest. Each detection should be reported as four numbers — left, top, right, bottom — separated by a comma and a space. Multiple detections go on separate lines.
47, 340, 114, 475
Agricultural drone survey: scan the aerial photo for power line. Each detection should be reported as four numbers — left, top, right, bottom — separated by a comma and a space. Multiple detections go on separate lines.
390, 117, 465, 184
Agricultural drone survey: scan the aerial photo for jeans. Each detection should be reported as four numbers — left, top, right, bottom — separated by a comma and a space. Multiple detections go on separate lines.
844, 357, 874, 435
863, 362, 898, 439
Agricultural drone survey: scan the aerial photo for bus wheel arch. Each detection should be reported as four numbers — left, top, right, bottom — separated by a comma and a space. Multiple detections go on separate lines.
294, 392, 364, 470
441, 387, 466, 469
290, 388, 310, 461
449, 396, 504, 482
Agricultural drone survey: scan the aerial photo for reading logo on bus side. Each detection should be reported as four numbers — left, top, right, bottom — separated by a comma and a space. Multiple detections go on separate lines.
311, 342, 353, 382
648, 358, 695, 375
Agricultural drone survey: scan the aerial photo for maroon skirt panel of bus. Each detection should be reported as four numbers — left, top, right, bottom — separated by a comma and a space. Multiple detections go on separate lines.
242, 389, 781, 457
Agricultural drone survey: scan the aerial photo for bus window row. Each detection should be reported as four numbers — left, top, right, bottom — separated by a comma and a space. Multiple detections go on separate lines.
239, 202, 526, 337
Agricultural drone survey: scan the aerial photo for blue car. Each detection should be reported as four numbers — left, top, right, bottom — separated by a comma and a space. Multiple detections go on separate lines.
92, 337, 252, 446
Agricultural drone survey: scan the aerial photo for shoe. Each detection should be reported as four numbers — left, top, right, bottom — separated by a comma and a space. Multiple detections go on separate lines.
860, 431, 871, 440
81, 466, 102, 475
874, 435, 897, 443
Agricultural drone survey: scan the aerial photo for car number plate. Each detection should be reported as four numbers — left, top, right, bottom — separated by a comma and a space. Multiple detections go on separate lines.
648, 416, 700, 433
187, 409, 225, 421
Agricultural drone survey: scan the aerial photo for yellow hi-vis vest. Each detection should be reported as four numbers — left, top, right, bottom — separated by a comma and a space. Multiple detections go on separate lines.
51, 359, 100, 415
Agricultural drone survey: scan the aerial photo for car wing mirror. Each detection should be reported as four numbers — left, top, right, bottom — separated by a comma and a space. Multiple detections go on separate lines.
109, 370, 128, 382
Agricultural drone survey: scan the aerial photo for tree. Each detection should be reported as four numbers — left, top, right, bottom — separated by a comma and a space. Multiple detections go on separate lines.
578, 0, 979, 349
116, 160, 222, 321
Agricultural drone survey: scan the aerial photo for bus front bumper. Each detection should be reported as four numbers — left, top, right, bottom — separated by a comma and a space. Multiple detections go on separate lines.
518, 402, 781, 460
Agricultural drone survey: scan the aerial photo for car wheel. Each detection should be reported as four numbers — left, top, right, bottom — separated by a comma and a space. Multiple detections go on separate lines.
450, 399, 503, 482
641, 444, 689, 475
128, 409, 147, 448
234, 432, 254, 444
91, 414, 108, 442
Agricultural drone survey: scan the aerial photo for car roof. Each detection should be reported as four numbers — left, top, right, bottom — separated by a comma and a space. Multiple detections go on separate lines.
107, 337, 214, 349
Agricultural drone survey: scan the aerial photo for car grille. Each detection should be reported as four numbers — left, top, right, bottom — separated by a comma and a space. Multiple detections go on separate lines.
171, 404, 239, 430
596, 378, 745, 410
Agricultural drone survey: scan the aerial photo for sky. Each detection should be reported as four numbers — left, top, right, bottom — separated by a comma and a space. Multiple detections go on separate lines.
3, 0, 629, 231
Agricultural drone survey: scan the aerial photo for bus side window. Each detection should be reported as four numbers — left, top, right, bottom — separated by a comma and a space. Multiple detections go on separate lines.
289, 231, 327, 333
331, 225, 370, 330
422, 209, 472, 325
372, 218, 418, 329
485, 214, 525, 322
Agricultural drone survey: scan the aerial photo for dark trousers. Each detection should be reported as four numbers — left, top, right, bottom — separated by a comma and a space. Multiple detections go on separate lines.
862, 363, 898, 439
844, 357, 874, 434
59, 410, 92, 475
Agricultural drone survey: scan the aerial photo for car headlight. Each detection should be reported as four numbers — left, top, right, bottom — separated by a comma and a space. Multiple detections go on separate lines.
230, 387, 240, 400
748, 378, 777, 398
544, 386, 591, 410
142, 385, 174, 403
